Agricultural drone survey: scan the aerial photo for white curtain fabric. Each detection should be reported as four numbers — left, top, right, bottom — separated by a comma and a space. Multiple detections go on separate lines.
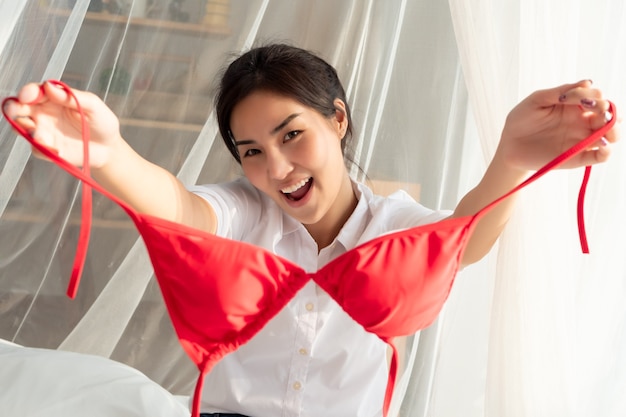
449, 1, 626, 416
0, 0, 624, 416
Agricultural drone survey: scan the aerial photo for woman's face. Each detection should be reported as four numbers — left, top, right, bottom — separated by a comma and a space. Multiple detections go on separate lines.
230, 90, 356, 240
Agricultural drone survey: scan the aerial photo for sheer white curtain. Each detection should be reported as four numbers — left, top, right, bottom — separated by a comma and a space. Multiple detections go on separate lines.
445, 1, 626, 416
0, 0, 624, 416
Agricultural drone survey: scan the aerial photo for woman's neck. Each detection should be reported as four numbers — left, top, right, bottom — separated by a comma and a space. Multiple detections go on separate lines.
305, 173, 358, 251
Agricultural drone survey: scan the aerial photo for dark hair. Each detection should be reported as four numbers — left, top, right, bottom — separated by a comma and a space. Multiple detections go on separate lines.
215, 43, 354, 163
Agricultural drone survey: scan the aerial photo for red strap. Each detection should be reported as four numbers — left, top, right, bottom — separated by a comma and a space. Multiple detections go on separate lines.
577, 165, 592, 253
383, 339, 399, 416
191, 365, 209, 417
2, 81, 94, 298
473, 101, 617, 253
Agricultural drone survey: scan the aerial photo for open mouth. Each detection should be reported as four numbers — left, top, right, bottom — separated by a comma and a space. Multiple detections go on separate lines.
281, 177, 313, 201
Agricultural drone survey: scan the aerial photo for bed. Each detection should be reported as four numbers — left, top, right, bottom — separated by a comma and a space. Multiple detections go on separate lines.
0, 338, 191, 416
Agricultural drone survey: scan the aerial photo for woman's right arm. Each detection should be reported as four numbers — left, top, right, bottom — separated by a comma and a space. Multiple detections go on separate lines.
6, 81, 217, 233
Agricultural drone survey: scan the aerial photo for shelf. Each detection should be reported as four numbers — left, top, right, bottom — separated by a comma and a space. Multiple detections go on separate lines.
2, 210, 134, 230
45, 8, 230, 36
120, 118, 204, 132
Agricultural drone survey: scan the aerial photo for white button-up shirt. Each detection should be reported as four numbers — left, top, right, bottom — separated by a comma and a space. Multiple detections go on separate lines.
189, 178, 450, 417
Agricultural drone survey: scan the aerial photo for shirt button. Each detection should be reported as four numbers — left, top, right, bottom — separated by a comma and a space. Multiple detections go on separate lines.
305, 302, 314, 311
299, 348, 308, 355
293, 381, 302, 390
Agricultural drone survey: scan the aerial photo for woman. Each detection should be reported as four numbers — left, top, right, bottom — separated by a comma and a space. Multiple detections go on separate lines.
5, 43, 619, 416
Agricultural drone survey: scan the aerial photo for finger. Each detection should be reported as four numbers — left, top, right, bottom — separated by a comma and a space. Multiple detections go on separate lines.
586, 103, 615, 132
557, 86, 604, 108
565, 140, 612, 168
18, 81, 78, 111
530, 79, 594, 107
14, 115, 37, 133
43, 81, 99, 111
588, 140, 611, 164
2, 100, 35, 132
603, 117, 621, 144
31, 126, 59, 152
42, 80, 75, 104
4, 99, 29, 119
17, 82, 47, 105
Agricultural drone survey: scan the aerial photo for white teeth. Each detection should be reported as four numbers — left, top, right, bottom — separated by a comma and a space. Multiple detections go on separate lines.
281, 178, 310, 194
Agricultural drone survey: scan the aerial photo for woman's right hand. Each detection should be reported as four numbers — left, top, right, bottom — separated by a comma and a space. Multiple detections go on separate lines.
5, 81, 122, 168
5, 81, 217, 231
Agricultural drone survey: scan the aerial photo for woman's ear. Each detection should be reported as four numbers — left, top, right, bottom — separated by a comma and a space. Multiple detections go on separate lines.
333, 98, 348, 139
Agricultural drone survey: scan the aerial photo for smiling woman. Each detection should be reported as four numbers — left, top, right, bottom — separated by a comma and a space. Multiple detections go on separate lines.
230, 89, 354, 247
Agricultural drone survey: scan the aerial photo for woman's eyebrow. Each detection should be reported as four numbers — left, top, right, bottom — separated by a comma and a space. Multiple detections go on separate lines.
234, 139, 254, 146
234, 113, 302, 146
270, 113, 301, 135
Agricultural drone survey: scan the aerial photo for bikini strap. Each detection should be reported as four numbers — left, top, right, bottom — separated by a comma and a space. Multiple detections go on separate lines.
2, 80, 138, 298
473, 101, 617, 253
382, 339, 399, 417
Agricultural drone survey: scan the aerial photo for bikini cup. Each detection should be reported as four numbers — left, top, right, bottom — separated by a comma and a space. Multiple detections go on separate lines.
2, 81, 617, 417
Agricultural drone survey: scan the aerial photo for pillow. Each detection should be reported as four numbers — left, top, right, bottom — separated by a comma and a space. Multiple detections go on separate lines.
0, 340, 190, 417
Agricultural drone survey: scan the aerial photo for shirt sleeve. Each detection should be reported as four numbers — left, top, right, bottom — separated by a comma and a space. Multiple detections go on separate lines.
381, 189, 452, 230
187, 178, 264, 240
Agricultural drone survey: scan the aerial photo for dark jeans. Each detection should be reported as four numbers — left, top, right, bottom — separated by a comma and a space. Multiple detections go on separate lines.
199, 414, 250, 417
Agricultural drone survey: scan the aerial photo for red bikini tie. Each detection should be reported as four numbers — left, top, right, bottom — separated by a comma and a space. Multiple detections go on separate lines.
470, 103, 617, 254
3, 81, 92, 298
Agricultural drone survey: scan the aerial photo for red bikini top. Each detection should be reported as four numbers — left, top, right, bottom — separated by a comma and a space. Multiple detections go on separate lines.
2, 81, 617, 417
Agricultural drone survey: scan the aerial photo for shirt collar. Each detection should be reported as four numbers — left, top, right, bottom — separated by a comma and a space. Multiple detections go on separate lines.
334, 181, 372, 251
281, 180, 372, 251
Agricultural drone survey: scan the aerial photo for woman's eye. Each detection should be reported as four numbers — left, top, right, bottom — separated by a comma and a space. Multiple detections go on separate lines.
284, 130, 301, 141
243, 148, 261, 157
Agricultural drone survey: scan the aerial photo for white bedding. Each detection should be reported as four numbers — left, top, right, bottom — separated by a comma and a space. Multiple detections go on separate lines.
0, 339, 190, 416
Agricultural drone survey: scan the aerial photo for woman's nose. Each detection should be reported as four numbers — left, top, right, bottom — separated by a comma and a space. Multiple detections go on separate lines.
266, 150, 293, 180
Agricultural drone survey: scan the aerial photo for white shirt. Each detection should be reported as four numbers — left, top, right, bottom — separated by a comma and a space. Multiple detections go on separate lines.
189, 178, 450, 417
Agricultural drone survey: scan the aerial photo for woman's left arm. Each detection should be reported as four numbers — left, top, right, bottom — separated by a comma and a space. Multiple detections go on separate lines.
453, 80, 621, 266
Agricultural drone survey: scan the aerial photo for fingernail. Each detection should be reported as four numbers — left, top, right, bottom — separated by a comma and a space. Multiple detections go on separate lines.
580, 98, 596, 108
559, 94, 567, 102
600, 138, 609, 147
585, 79, 593, 85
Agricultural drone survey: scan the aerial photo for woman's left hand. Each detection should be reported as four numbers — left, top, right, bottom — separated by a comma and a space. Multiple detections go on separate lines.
497, 79, 620, 172
455, 80, 619, 266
